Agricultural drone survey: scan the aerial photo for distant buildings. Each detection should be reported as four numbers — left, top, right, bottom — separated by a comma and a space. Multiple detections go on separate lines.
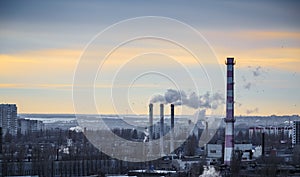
17, 118, 44, 135
292, 120, 300, 146
0, 104, 45, 136
249, 126, 293, 138
0, 104, 17, 136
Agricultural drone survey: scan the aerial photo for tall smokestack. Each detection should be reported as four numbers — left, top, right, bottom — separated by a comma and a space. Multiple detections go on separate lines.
149, 103, 153, 140
160, 104, 164, 156
262, 132, 265, 157
224, 57, 235, 165
170, 104, 175, 153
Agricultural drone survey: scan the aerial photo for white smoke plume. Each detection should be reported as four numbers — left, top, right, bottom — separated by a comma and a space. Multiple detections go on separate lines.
199, 166, 220, 177
149, 94, 165, 103
150, 89, 224, 110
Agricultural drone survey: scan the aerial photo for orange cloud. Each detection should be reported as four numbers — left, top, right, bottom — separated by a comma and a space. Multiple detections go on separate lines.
0, 83, 72, 89
203, 29, 300, 41
0, 49, 80, 82
216, 47, 300, 71
240, 30, 300, 40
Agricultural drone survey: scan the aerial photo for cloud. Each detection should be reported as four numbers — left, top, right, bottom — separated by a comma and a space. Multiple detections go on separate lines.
150, 89, 224, 110
240, 31, 300, 40
0, 83, 72, 90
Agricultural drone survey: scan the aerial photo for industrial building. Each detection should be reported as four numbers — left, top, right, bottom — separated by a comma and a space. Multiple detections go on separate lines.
206, 143, 254, 165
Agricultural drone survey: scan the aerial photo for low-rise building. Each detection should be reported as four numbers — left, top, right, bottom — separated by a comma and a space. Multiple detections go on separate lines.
235, 144, 253, 161
207, 144, 222, 159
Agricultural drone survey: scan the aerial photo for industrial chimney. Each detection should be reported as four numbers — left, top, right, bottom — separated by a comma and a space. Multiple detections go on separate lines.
170, 104, 175, 153
149, 103, 153, 140
224, 57, 235, 165
160, 104, 164, 156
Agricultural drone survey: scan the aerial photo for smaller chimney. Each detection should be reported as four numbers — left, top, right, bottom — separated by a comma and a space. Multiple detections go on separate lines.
160, 104, 164, 156
149, 103, 153, 140
171, 104, 174, 129
160, 104, 164, 136
170, 104, 175, 153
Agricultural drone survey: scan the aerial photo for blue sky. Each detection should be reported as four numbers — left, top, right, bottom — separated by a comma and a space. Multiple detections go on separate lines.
0, 0, 299, 115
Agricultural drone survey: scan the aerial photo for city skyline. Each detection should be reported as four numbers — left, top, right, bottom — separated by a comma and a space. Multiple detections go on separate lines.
0, 0, 299, 115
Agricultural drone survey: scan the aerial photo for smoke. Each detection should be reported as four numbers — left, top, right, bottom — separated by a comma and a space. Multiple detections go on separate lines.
239, 66, 266, 115
242, 66, 267, 90
244, 82, 252, 90
199, 166, 220, 177
236, 102, 242, 107
253, 66, 262, 77
69, 126, 83, 133
242, 75, 253, 90
164, 89, 184, 103
150, 89, 224, 110
149, 94, 165, 103
246, 107, 259, 114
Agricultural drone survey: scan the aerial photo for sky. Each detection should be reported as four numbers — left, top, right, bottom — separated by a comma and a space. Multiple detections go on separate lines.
0, 0, 299, 116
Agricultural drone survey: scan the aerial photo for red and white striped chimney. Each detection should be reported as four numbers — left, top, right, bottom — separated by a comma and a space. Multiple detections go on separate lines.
224, 57, 235, 165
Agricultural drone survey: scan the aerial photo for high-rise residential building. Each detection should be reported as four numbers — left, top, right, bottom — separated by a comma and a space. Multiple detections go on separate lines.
0, 104, 17, 136
292, 120, 300, 146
